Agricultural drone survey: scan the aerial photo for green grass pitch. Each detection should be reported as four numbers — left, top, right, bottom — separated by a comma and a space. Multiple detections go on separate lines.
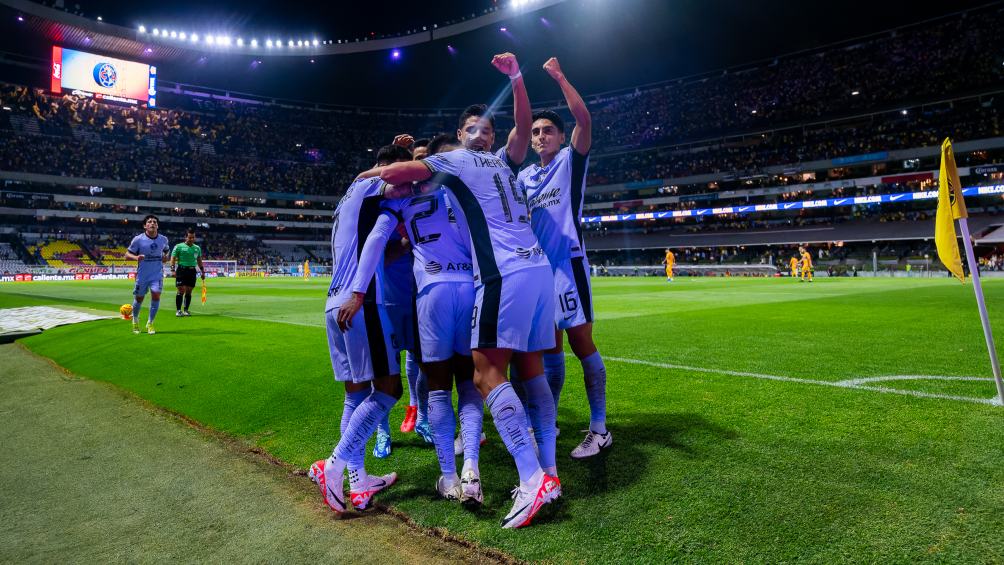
3, 276, 1004, 562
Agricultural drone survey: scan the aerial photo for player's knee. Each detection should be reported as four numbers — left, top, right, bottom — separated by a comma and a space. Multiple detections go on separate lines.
567, 325, 598, 358
373, 375, 403, 399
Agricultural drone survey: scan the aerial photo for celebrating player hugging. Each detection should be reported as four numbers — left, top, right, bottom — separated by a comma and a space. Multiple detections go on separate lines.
312, 52, 608, 530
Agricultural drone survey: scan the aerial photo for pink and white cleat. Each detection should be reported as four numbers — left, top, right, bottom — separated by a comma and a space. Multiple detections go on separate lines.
349, 472, 398, 510
308, 459, 346, 514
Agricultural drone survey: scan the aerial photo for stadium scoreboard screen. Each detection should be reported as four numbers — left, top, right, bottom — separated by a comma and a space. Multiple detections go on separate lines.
50, 46, 156, 107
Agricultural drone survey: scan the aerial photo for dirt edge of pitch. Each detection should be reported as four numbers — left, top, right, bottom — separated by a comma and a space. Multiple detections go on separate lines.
14, 342, 522, 565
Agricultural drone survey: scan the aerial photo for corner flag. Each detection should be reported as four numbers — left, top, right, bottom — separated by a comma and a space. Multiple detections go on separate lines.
935, 138, 967, 282
201, 279, 207, 304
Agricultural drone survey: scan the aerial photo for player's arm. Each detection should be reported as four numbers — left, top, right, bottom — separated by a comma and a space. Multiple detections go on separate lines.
161, 243, 170, 264
380, 161, 433, 188
124, 239, 143, 262
336, 212, 398, 329
544, 57, 591, 155
492, 52, 531, 166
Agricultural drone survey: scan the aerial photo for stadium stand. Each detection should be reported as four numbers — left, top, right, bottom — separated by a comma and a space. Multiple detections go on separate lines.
1, 5, 1002, 274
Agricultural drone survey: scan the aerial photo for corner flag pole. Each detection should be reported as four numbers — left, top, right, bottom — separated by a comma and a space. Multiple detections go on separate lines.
958, 217, 1004, 405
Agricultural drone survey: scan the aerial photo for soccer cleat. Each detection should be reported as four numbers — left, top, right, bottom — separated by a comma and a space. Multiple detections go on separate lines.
454, 432, 488, 457
500, 472, 561, 529
349, 472, 398, 510
132, 321, 140, 334
414, 420, 434, 444
183, 310, 192, 316
372, 430, 392, 459
460, 469, 483, 505
400, 405, 417, 432
570, 430, 613, 459
146, 323, 155, 335
175, 310, 183, 317
436, 475, 462, 501
308, 459, 346, 514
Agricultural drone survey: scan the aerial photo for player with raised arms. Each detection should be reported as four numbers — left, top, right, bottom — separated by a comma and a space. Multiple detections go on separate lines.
379, 53, 562, 529
518, 57, 611, 458
124, 214, 169, 335
308, 144, 413, 515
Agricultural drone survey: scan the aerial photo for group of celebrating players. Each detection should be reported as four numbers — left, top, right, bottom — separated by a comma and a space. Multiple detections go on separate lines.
310, 52, 610, 529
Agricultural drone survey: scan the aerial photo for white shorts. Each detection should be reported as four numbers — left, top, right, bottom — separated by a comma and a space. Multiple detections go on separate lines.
384, 303, 416, 353
552, 256, 594, 330
325, 303, 400, 383
133, 276, 163, 296
472, 266, 555, 352
416, 281, 474, 362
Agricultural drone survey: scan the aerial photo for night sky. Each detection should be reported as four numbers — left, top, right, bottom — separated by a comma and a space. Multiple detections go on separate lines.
0, 0, 998, 106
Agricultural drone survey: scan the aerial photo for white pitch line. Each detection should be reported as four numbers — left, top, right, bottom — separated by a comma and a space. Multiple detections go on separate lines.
600, 355, 999, 406
836, 375, 994, 386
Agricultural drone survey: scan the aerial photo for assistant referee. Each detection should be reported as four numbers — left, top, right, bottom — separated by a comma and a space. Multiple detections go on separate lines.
170, 228, 205, 317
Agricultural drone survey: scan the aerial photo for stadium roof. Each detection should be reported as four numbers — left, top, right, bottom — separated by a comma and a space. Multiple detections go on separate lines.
0, 0, 998, 107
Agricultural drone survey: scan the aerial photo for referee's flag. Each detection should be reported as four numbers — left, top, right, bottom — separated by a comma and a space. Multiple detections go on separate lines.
935, 138, 967, 283
201, 279, 208, 304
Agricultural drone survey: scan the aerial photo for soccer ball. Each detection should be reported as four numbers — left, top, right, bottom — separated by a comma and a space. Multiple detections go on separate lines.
119, 304, 133, 319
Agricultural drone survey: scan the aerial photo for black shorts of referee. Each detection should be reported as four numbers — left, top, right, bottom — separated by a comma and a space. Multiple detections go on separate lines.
175, 266, 198, 288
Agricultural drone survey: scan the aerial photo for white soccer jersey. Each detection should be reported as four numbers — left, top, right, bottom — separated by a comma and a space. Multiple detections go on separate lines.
381, 187, 474, 291
518, 146, 590, 262
422, 147, 548, 282
325, 176, 388, 311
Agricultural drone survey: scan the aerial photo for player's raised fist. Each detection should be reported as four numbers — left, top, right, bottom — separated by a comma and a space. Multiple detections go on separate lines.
543, 57, 563, 80
492, 53, 520, 77
392, 134, 414, 148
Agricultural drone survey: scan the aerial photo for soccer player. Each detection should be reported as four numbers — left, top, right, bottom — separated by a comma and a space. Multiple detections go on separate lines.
662, 248, 675, 282
374, 229, 429, 458
379, 53, 562, 529
789, 254, 799, 279
124, 214, 169, 335
307, 144, 412, 515
170, 228, 205, 317
343, 132, 486, 504
519, 57, 611, 459
800, 246, 814, 282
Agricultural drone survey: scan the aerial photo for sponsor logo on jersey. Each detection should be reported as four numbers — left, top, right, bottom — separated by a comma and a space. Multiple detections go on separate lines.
528, 187, 562, 210
515, 246, 545, 259
425, 260, 443, 274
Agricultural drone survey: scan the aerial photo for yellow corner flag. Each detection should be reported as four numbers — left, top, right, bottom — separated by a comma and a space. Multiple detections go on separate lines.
201, 279, 208, 304
935, 138, 968, 282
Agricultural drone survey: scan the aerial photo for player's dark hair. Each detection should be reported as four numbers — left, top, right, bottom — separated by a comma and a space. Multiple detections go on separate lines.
532, 110, 565, 134
428, 133, 460, 155
143, 214, 159, 224
413, 138, 431, 149
458, 104, 495, 130
186, 228, 195, 235
375, 144, 413, 166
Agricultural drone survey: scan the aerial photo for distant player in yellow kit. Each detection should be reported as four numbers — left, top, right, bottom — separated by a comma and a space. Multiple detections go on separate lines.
799, 247, 813, 282
789, 255, 799, 278
662, 249, 675, 282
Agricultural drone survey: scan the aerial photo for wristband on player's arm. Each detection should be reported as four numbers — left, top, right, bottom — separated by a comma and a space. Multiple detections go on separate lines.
508, 70, 522, 81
